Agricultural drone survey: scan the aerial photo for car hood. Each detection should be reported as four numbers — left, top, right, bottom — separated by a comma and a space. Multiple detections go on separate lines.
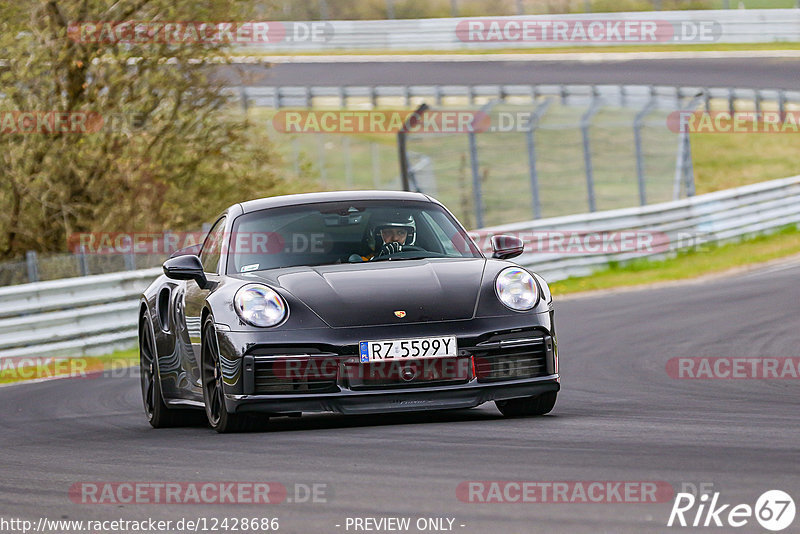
243, 258, 487, 328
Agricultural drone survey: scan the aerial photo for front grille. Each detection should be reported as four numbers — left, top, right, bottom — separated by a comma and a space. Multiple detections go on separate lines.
469, 336, 551, 383
253, 355, 341, 395
346, 357, 471, 390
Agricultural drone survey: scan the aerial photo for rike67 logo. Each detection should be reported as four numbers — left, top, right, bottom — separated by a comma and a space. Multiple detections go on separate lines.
668, 490, 795, 531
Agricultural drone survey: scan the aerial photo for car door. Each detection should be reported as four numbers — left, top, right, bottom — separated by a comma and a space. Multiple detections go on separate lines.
182, 216, 226, 394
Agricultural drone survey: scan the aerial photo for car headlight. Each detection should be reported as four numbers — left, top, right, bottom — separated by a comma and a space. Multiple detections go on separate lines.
495, 267, 539, 311
234, 284, 287, 327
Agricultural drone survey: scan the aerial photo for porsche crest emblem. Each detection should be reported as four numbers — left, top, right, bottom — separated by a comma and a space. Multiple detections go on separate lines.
394, 310, 407, 318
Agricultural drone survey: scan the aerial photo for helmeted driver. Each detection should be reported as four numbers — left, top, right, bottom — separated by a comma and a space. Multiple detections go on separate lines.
357, 212, 417, 261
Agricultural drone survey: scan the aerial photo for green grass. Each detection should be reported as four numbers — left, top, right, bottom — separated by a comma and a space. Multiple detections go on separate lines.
550, 224, 800, 295
0, 347, 138, 385
692, 130, 800, 194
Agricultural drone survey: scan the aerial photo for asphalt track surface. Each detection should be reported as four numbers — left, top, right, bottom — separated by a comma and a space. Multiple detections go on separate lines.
2, 258, 799, 534
223, 57, 800, 89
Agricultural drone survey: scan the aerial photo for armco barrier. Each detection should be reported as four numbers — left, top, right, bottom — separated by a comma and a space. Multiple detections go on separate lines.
0, 268, 160, 360
1, 175, 800, 361
473, 175, 800, 281
237, 10, 800, 52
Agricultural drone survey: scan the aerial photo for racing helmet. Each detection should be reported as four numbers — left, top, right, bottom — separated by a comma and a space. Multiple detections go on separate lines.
368, 212, 416, 251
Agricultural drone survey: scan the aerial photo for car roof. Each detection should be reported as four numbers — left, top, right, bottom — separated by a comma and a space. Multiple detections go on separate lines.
237, 190, 434, 214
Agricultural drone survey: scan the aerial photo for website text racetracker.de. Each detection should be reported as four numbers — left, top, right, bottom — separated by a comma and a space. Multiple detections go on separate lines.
69, 482, 329, 505
456, 19, 720, 43
0, 517, 279, 534
457, 481, 675, 503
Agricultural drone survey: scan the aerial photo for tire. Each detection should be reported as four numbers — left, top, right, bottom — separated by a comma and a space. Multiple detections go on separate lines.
201, 316, 267, 433
140, 311, 202, 428
496, 392, 557, 417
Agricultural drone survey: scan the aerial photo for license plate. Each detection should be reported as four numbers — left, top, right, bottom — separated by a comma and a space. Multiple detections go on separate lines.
359, 336, 457, 363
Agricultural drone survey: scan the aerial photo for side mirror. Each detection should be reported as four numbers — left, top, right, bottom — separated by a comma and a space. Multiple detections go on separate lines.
491, 235, 524, 260
163, 255, 209, 289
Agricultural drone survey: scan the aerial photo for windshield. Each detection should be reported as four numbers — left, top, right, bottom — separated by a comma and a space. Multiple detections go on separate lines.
225, 200, 483, 274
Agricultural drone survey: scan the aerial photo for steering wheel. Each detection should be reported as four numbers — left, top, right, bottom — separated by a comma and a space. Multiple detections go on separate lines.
370, 244, 424, 261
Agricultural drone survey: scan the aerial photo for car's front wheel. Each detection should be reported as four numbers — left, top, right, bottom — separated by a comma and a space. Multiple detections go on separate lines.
496, 392, 557, 417
140, 311, 201, 428
201, 316, 266, 433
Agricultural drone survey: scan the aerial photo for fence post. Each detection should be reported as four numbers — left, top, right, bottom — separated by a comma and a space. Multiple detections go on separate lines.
398, 104, 429, 192
26, 251, 39, 283
684, 137, 696, 198
124, 250, 136, 271
467, 101, 500, 228
755, 90, 762, 121
386, 0, 395, 19
516, 0, 525, 15
728, 88, 736, 116
634, 90, 656, 206
77, 246, 90, 276
525, 99, 552, 219
239, 86, 249, 114
674, 93, 704, 199
468, 130, 484, 228
450, 0, 459, 17
319, 0, 329, 20
778, 90, 786, 123
580, 91, 602, 213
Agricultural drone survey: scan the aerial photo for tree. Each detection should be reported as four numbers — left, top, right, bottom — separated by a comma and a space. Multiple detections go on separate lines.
0, 0, 306, 260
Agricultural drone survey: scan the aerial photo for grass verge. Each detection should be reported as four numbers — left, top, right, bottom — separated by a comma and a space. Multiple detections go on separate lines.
0, 347, 139, 386
550, 224, 800, 296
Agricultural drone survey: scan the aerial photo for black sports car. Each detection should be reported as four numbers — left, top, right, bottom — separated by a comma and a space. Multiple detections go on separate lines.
139, 191, 559, 432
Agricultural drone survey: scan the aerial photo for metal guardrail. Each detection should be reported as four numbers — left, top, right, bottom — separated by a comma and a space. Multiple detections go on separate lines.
238, 9, 800, 52
242, 84, 800, 112
0, 268, 160, 359
2, 175, 800, 360
473, 175, 800, 281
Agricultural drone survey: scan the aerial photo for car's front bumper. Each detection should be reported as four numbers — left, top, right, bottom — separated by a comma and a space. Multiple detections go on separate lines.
216, 310, 558, 415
